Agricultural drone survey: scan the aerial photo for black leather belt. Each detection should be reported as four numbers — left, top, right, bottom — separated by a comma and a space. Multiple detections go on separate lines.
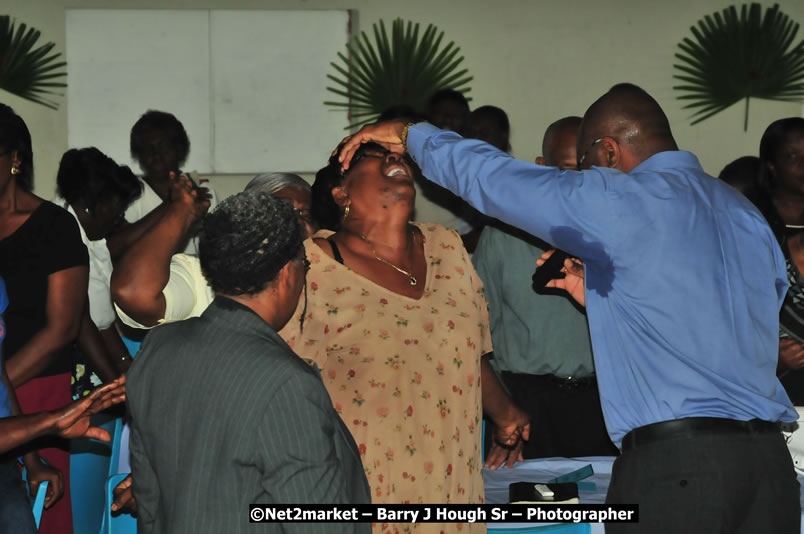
502, 372, 598, 391
537, 373, 597, 391
621, 417, 780, 452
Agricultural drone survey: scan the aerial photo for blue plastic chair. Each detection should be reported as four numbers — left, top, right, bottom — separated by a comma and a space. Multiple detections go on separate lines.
98, 417, 125, 534
108, 417, 123, 479
70, 412, 119, 534
21, 466, 49, 529
31, 479, 48, 529
71, 328, 132, 534
105, 473, 137, 534
121, 337, 141, 359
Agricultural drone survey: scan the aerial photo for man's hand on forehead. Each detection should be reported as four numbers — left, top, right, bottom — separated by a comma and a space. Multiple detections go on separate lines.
337, 119, 409, 171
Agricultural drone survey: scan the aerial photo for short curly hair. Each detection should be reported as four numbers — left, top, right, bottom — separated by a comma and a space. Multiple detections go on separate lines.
199, 191, 303, 296
130, 110, 190, 165
0, 103, 34, 191
57, 147, 142, 212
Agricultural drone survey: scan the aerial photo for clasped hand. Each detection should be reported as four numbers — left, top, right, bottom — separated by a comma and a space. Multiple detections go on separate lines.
484, 406, 531, 471
168, 172, 211, 222
537, 250, 586, 307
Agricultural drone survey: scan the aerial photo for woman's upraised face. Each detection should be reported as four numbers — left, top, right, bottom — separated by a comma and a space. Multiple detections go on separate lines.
340, 144, 416, 216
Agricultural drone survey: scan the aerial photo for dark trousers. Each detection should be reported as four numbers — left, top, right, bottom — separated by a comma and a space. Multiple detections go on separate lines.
606, 421, 800, 533
0, 460, 38, 534
494, 371, 619, 459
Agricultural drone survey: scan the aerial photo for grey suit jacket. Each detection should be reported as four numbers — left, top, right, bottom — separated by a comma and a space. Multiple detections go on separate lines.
127, 297, 370, 534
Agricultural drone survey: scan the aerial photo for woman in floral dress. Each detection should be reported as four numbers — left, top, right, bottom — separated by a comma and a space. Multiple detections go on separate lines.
280, 143, 529, 534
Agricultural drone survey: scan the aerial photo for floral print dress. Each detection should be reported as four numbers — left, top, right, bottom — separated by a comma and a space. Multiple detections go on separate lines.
280, 223, 491, 534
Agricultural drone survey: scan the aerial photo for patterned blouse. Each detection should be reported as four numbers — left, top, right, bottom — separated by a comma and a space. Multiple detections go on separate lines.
280, 223, 491, 534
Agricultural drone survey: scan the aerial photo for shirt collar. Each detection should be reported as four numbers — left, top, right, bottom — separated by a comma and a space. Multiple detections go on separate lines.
203, 296, 290, 348
630, 150, 704, 174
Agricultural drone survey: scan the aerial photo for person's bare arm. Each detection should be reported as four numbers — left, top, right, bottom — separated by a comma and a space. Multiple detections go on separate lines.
106, 173, 212, 261
779, 338, 804, 372
13, 373, 124, 508
111, 174, 208, 327
481, 356, 530, 470
76, 307, 120, 384
3, 363, 64, 507
4, 264, 88, 505
6, 265, 88, 388
100, 326, 132, 375
106, 204, 173, 261
0, 374, 126, 454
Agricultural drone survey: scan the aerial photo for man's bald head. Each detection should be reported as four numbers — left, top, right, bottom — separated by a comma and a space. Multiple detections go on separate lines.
537, 116, 582, 170
578, 83, 678, 172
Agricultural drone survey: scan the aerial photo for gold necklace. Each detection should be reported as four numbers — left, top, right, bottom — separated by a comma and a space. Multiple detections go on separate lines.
359, 230, 418, 286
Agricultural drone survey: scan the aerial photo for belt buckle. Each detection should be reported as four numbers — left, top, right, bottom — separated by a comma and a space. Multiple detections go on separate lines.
561, 375, 591, 390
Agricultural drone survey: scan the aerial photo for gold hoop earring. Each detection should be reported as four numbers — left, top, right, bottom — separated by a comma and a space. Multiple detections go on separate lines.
10, 167, 20, 175
342, 204, 351, 221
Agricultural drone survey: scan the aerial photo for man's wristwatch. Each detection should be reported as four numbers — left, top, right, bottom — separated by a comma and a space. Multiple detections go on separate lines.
401, 120, 424, 152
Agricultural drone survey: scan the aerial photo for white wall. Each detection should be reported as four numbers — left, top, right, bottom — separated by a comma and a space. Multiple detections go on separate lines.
5, 0, 804, 211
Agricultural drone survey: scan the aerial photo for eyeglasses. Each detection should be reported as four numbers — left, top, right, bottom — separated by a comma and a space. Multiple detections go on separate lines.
339, 149, 388, 175
351, 148, 389, 165
577, 138, 603, 169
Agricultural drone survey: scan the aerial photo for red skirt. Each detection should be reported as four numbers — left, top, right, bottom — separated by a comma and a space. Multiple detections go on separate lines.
16, 372, 73, 534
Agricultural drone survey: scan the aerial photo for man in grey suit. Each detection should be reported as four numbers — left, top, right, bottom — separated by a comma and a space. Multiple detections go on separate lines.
126, 191, 371, 534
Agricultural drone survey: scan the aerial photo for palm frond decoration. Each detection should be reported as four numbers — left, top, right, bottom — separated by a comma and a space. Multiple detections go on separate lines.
0, 16, 67, 110
673, 3, 804, 131
325, 18, 473, 129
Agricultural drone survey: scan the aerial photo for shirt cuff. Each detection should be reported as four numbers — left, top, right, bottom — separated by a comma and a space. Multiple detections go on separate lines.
405, 122, 443, 166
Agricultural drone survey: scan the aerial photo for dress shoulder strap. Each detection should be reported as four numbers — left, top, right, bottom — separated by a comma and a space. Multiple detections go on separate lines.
327, 238, 345, 265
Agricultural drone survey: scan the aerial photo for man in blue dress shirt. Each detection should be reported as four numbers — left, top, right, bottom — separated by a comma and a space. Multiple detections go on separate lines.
338, 83, 800, 533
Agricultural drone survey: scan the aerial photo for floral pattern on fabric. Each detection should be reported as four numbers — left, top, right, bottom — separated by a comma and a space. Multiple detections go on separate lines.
281, 223, 491, 534
71, 356, 102, 400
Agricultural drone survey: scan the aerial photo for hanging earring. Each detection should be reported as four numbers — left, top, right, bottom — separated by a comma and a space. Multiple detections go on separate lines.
83, 207, 91, 215
342, 204, 351, 221
10, 167, 20, 175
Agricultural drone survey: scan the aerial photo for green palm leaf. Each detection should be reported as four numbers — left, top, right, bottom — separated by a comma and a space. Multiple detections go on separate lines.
326, 18, 473, 129
0, 16, 66, 109
673, 3, 804, 130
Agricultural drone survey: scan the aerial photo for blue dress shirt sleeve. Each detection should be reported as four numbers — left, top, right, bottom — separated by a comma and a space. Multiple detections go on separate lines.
407, 123, 630, 266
